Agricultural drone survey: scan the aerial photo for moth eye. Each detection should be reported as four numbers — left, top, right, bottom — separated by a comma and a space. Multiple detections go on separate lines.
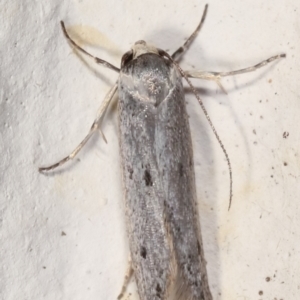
121, 50, 133, 68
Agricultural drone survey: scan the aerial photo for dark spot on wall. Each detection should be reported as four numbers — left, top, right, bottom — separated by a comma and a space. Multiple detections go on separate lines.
140, 246, 147, 259
258, 290, 263, 295
143, 169, 153, 186
283, 131, 289, 138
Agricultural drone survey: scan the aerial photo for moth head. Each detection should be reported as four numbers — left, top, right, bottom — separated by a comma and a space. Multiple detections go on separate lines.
132, 40, 159, 58
121, 40, 160, 68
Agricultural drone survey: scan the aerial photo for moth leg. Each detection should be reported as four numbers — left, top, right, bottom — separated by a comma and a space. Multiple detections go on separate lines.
171, 4, 208, 61
185, 53, 286, 93
185, 70, 227, 93
117, 259, 133, 300
60, 21, 120, 73
39, 84, 118, 172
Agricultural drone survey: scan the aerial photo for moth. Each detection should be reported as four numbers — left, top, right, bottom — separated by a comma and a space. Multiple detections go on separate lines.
39, 4, 285, 300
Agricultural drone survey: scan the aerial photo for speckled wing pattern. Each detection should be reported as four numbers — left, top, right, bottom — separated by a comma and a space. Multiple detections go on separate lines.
118, 53, 212, 300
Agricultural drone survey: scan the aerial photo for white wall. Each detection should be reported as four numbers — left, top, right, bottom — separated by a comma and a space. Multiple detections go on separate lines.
1, 0, 298, 299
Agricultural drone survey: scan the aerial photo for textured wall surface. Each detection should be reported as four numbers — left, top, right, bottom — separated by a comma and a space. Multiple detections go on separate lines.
1, 0, 298, 299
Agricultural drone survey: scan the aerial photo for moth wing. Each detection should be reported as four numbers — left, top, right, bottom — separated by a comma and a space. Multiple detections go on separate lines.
155, 69, 213, 300
118, 54, 176, 300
